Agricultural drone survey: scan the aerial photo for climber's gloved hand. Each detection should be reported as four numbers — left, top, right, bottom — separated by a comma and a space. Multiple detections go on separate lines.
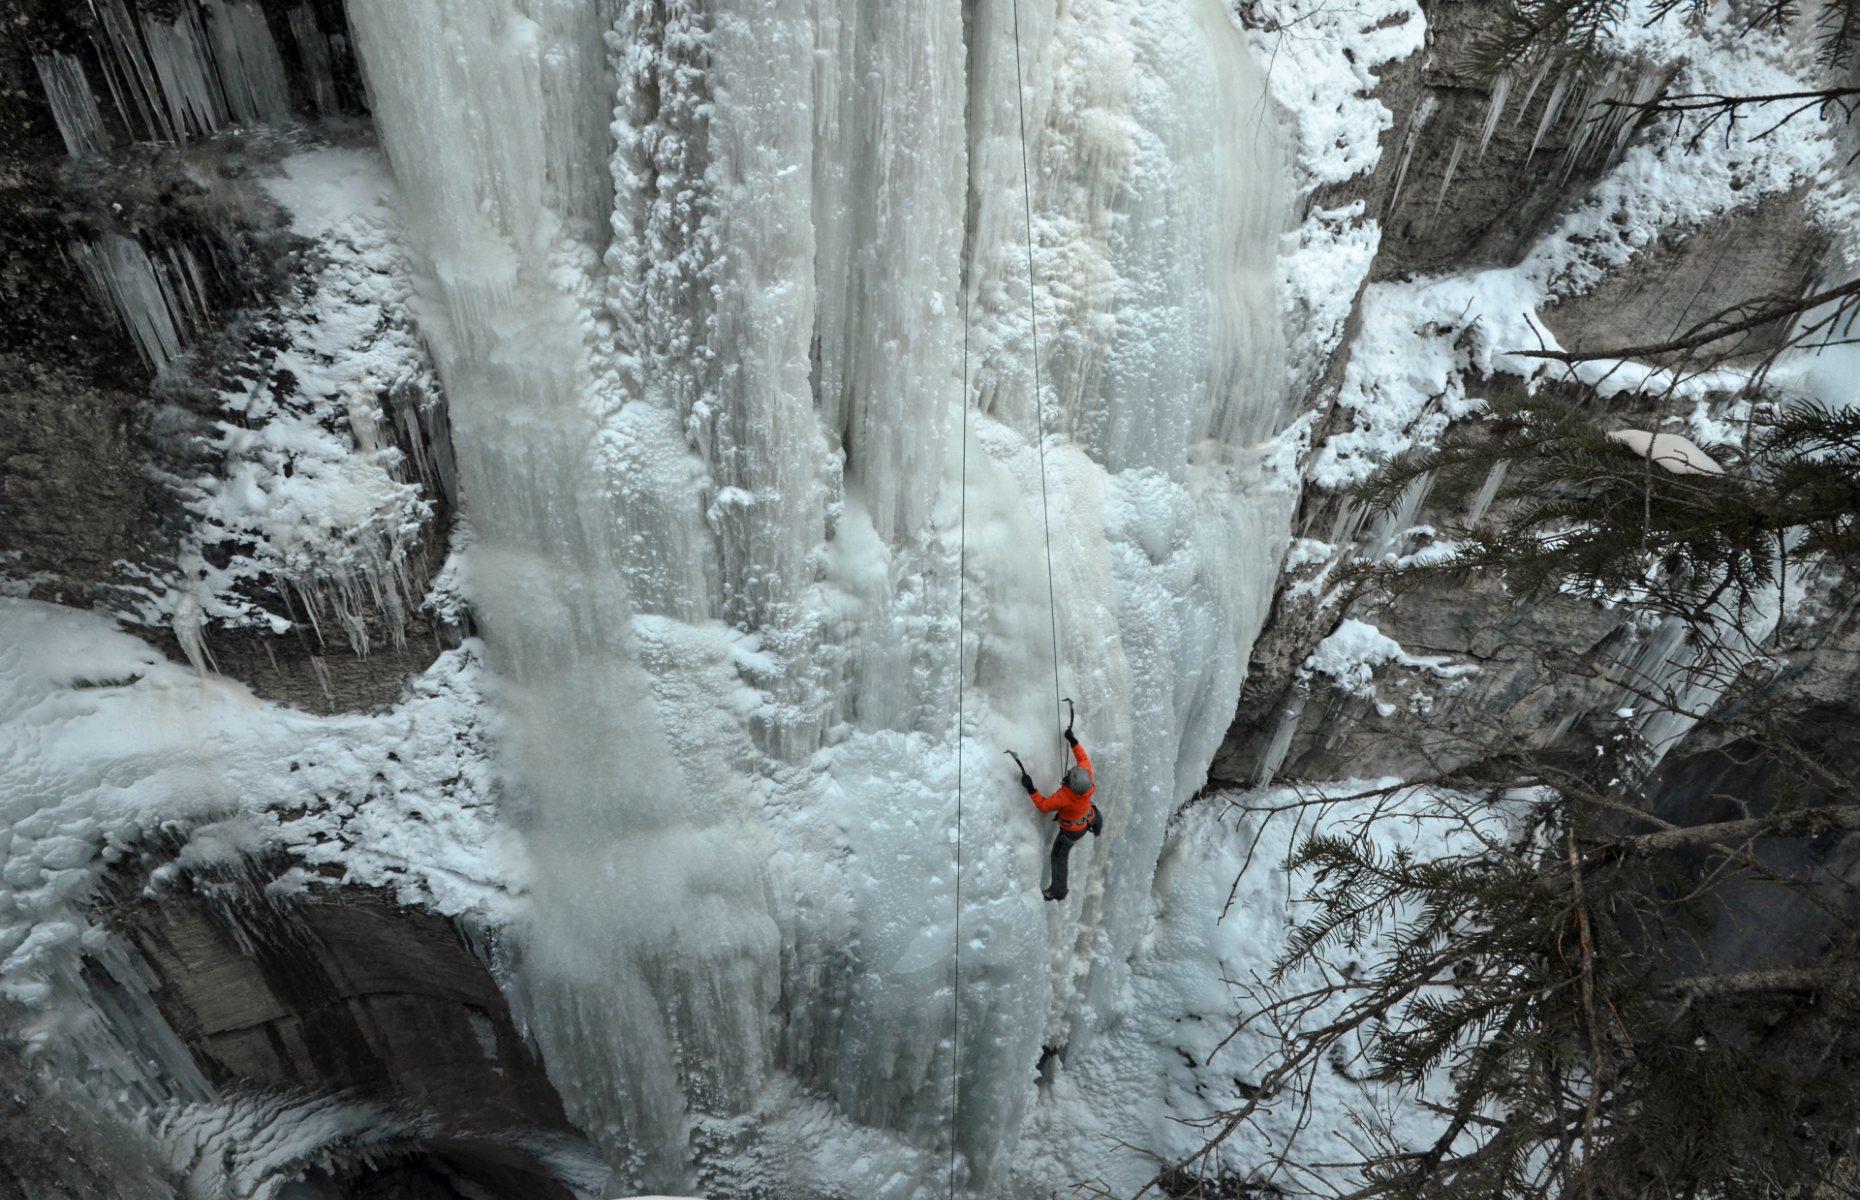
1020, 773, 1036, 794
1064, 729, 1078, 747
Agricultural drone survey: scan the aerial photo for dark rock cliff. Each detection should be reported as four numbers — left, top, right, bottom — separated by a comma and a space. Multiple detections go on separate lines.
100, 859, 597, 1198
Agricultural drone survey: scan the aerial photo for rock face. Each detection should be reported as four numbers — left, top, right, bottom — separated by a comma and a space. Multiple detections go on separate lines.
1213, 574, 1624, 786
1543, 186, 1827, 357
98, 862, 599, 1198
1312, 0, 1652, 284
1219, 0, 1835, 793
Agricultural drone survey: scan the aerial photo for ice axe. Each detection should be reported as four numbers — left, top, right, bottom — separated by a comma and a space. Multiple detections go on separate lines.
1061, 697, 1075, 734
1004, 749, 1036, 792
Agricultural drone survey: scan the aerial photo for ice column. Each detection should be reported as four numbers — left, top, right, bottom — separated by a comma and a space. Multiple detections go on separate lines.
345, 2, 782, 1189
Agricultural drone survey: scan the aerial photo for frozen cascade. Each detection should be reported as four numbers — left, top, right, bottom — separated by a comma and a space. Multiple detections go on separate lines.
343, 0, 1294, 1192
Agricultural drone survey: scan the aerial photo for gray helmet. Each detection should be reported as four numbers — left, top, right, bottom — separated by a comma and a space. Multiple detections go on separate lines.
1064, 765, 1092, 794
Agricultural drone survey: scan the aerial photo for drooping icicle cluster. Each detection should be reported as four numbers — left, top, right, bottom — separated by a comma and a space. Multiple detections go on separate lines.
34, 53, 110, 157
69, 234, 211, 372
90, 0, 291, 140
31, 0, 355, 160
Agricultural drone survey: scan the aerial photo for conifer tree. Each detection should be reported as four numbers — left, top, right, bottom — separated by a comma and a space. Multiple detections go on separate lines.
1348, 389, 1860, 634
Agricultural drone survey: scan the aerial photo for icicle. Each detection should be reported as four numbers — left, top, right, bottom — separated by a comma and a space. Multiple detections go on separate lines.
384, 380, 459, 508
1466, 461, 1509, 526
1431, 135, 1466, 221
93, 0, 176, 142
1384, 95, 1439, 219
308, 654, 332, 700
1561, 65, 1621, 177
71, 235, 196, 370
1514, 58, 1553, 129
1558, 61, 1660, 181
139, 5, 230, 139
287, 5, 341, 117
34, 53, 110, 157
1327, 499, 1366, 548
1366, 471, 1435, 559
1529, 69, 1574, 158
1603, 63, 1663, 164
1610, 616, 1699, 754
1256, 694, 1306, 787
88, 0, 291, 143
1476, 71, 1512, 159
159, 243, 211, 331
201, 0, 293, 126
75, 935, 216, 1106
171, 591, 215, 676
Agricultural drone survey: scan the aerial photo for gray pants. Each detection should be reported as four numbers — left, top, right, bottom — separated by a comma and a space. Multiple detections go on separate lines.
1047, 828, 1085, 899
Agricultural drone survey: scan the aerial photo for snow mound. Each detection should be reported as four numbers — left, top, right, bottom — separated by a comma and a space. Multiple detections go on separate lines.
1607, 429, 1726, 475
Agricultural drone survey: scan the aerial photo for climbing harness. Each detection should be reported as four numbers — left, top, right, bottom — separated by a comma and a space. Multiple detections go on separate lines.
951, 1, 1065, 1194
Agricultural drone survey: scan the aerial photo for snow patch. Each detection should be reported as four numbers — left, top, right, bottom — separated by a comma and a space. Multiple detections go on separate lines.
0, 597, 520, 1049
1607, 429, 1726, 475
1303, 617, 1477, 716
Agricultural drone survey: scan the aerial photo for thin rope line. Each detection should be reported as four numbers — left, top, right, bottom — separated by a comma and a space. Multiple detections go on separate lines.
949, 158, 971, 1200
952, 11, 1061, 1190
1009, 0, 1065, 763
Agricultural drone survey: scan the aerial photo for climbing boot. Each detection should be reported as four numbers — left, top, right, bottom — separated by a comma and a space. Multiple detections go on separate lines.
1043, 886, 1064, 902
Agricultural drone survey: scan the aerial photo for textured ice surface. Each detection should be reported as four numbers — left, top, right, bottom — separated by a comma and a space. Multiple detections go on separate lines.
344, 0, 1294, 1191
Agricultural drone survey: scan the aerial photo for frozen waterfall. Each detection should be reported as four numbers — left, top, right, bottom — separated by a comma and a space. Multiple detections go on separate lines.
343, 0, 1293, 1192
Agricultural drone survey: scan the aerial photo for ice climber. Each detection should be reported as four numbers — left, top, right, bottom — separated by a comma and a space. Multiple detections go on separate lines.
1014, 701, 1104, 902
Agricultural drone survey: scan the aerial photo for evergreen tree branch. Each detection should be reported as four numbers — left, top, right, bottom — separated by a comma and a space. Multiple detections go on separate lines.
1511, 278, 1860, 365
1599, 803, 1860, 853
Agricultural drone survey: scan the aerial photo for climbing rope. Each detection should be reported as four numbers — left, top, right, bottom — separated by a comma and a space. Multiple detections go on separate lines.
1010, 0, 1068, 756
951, 5, 1063, 1195
950, 178, 971, 1200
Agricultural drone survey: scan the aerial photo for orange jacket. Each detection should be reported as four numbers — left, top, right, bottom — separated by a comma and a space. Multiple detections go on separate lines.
1030, 741, 1096, 832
